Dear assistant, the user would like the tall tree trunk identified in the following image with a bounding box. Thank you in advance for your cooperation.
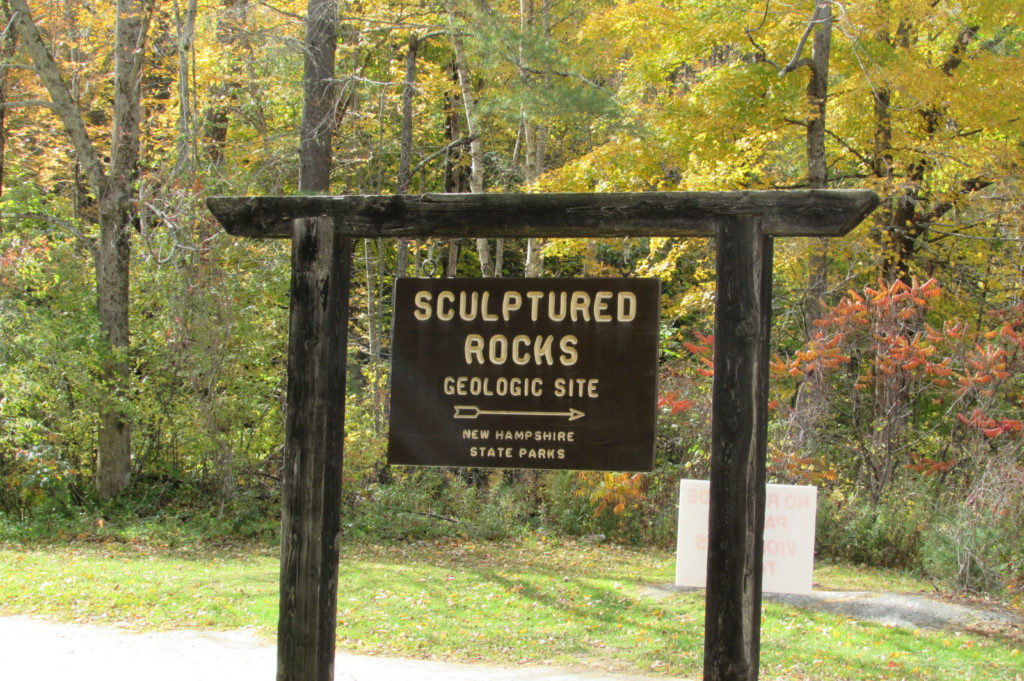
[523,114,545,277]
[205,0,272,165]
[100,0,149,499]
[447,4,498,276]
[775,0,832,455]
[802,0,831,333]
[446,238,460,277]
[395,33,416,275]
[449,33,482,195]
[94,205,133,500]
[298,0,337,193]
[521,0,547,278]
[12,0,151,499]
[276,1,345,680]
[859,19,986,500]
[172,0,198,175]
[398,32,418,196]
[872,18,984,286]
[204,0,243,162]
[441,58,465,278]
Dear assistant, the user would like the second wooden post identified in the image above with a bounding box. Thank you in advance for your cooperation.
[704,216,774,681]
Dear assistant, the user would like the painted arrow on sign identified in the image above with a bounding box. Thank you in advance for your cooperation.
[453,405,585,422]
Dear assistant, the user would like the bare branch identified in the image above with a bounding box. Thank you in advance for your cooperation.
[825,128,873,170]
[780,57,813,75]
[779,1,827,77]
[410,135,478,175]
[515,61,608,92]
[785,117,875,171]
[744,0,780,69]
[929,227,1024,244]
[253,0,304,22]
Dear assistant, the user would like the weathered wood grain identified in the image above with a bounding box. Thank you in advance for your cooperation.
[207,190,878,239]
[277,217,350,681]
[704,217,773,681]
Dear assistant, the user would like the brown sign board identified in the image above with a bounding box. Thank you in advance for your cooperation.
[387,278,660,471]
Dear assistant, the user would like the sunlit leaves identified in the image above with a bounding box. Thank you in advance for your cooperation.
[776,274,1023,513]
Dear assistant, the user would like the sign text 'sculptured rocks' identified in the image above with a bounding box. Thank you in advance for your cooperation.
[387,277,660,471]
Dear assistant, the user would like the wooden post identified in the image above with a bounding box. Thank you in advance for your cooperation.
[704,216,773,681]
[277,217,351,681]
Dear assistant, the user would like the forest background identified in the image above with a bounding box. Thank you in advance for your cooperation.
[0,0,1021,599]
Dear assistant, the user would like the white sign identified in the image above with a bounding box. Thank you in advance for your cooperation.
[675,479,818,594]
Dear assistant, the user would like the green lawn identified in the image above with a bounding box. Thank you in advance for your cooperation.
[1,535,1020,680]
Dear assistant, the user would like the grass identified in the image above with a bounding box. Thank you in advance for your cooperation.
[1,532,1021,681]
[812,561,936,593]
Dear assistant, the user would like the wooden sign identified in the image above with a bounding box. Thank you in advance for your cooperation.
[387,277,660,471]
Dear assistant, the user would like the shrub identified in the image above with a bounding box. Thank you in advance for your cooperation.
[920,461,1024,595]
[0,444,81,519]
[343,469,537,542]
[815,490,929,569]
[538,466,680,547]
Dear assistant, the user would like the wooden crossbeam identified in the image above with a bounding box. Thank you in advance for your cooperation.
[207,190,878,239]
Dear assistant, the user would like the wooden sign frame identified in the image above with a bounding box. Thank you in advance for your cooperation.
[208,189,878,681]
[387,277,661,471]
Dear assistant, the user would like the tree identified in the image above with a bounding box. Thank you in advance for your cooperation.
[11,0,152,498]
[750,0,835,451]
[445,1,502,276]
[519,0,549,277]
[768,0,833,330]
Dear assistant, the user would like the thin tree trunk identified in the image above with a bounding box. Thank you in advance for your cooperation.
[395,32,420,276]
[446,238,460,277]
[363,239,380,361]
[774,1,832,454]
[441,56,465,278]
[205,1,244,162]
[476,238,494,276]
[398,32,418,195]
[172,0,197,175]
[802,0,831,333]
[523,116,546,277]
[206,1,272,164]
[520,0,547,278]
[449,34,482,194]
[447,5,494,276]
